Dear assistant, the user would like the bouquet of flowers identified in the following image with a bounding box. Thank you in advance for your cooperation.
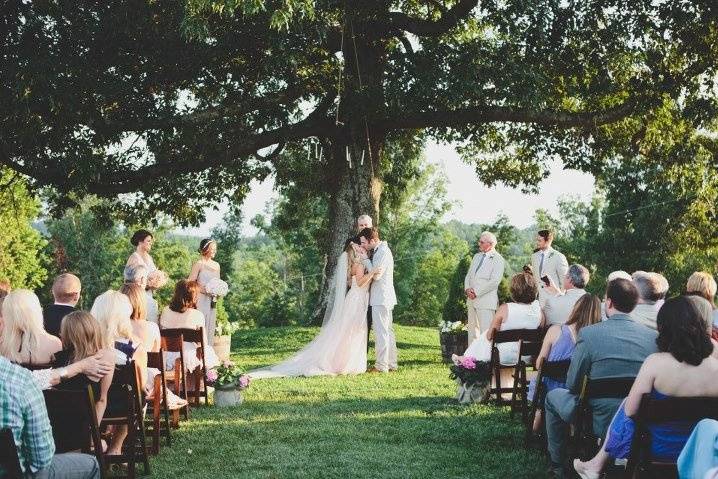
[146,269,169,290]
[206,360,251,390]
[204,278,229,309]
[449,356,492,387]
[439,320,466,334]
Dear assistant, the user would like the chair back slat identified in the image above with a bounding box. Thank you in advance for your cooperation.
[0,428,23,479]
[160,334,184,353]
[162,327,202,343]
[541,360,571,382]
[493,328,544,343]
[584,376,635,399]
[638,395,718,423]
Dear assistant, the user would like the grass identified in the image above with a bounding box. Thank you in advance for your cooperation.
[149,325,549,478]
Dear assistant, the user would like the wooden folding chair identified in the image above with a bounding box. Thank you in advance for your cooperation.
[570,376,635,460]
[145,350,181,455]
[101,362,150,478]
[162,327,209,406]
[160,332,189,423]
[43,385,105,477]
[625,394,718,479]
[0,428,23,479]
[510,328,545,420]
[489,328,542,407]
[524,359,571,444]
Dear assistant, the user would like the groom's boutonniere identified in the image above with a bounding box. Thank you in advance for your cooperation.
[548,251,555,259]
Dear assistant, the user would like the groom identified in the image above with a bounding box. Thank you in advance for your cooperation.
[358,227,398,373]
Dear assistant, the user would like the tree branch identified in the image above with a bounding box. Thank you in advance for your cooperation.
[375,101,639,131]
[366,0,478,38]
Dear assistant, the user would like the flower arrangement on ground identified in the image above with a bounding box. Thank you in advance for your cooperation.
[206,360,250,391]
[449,355,492,404]
[438,320,469,363]
[439,320,466,334]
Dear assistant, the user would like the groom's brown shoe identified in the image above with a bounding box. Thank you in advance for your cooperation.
[367,367,382,373]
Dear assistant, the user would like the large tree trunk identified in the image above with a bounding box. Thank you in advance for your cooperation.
[310,18,387,323]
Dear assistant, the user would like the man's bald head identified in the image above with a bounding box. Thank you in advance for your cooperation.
[52,273,81,305]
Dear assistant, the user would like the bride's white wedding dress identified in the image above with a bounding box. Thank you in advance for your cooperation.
[249,253,369,378]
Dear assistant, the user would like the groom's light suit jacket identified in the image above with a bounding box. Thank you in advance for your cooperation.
[364,241,397,309]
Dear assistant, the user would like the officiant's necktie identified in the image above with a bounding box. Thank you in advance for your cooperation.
[539,252,545,276]
[477,253,486,271]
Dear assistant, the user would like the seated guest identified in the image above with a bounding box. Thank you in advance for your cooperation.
[677,419,718,479]
[686,271,718,330]
[55,311,115,422]
[0,295,112,391]
[90,290,148,457]
[653,273,670,310]
[630,271,663,330]
[573,296,718,479]
[0,355,100,478]
[43,273,81,338]
[600,271,633,320]
[159,280,219,372]
[119,283,159,353]
[543,264,589,325]
[0,289,62,366]
[453,271,544,365]
[124,263,159,324]
[119,283,187,407]
[528,294,602,432]
[545,278,657,478]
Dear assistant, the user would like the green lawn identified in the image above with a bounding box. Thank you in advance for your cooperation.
[149,325,549,478]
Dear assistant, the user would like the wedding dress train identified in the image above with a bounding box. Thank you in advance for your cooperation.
[249,269,369,378]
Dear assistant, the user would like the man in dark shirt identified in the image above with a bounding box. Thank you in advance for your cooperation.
[43,273,81,338]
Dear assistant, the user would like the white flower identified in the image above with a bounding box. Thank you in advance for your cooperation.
[204,278,229,297]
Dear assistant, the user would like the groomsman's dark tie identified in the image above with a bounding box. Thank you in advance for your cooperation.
[477,253,486,271]
[539,252,545,276]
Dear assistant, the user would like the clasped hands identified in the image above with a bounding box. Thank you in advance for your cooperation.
[465,288,477,300]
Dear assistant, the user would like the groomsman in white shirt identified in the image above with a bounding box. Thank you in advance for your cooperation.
[531,229,569,307]
[464,232,506,343]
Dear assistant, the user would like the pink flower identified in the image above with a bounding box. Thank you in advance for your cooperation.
[238,375,250,388]
[206,369,218,383]
[460,356,477,370]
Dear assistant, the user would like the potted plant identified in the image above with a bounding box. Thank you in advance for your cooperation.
[438,320,469,363]
[213,320,239,363]
[206,361,250,407]
[449,356,492,404]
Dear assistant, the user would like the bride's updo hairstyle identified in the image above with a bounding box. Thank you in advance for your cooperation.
[131,229,153,247]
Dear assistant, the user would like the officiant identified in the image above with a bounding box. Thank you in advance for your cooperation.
[464,232,506,343]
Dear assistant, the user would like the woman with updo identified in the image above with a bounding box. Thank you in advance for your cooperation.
[188,238,221,340]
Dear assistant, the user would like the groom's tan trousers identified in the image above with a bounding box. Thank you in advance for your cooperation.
[372,305,398,372]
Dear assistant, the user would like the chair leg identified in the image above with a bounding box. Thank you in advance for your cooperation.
[136,413,151,475]
[127,418,137,479]
[510,362,521,417]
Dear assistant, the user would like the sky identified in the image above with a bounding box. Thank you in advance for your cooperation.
[181,141,596,237]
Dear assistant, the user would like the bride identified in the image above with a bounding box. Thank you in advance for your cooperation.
[249,236,382,378]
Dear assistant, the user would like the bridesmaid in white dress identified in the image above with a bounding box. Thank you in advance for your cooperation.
[188,239,220,340]
[454,271,545,365]
[125,229,159,323]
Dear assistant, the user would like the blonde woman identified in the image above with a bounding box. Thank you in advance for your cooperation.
[188,238,220,339]
[0,289,62,365]
[91,290,148,456]
[686,272,718,329]
[55,311,115,422]
[119,283,160,353]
